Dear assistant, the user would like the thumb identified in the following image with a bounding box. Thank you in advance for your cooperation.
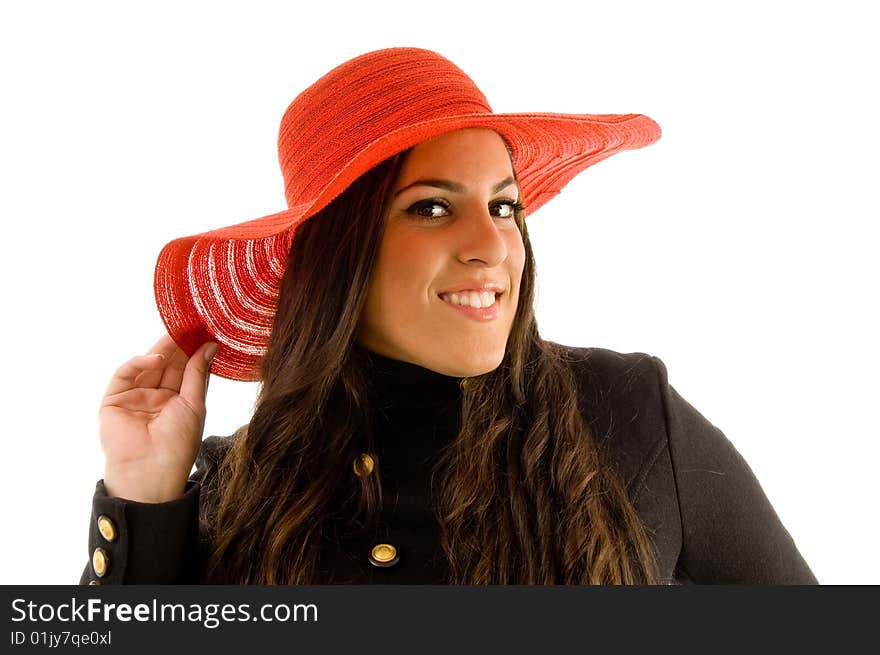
[179,342,219,410]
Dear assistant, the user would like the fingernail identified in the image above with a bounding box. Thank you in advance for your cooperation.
[205,343,219,363]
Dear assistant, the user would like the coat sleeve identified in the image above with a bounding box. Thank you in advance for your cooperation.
[78,434,232,585]
[652,356,818,584]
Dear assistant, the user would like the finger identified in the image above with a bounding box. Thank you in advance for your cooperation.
[144,332,179,358]
[103,353,170,397]
[134,333,186,390]
[100,385,176,414]
[178,342,219,412]
[155,340,190,392]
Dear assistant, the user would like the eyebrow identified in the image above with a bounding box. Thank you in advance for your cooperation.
[393,176,518,198]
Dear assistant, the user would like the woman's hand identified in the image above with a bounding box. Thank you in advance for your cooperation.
[99,333,219,503]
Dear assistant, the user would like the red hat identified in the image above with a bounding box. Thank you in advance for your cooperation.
[154,47,661,381]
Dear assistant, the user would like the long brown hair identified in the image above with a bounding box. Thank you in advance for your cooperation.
[202,144,659,584]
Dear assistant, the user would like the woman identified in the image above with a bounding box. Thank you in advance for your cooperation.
[80,48,817,585]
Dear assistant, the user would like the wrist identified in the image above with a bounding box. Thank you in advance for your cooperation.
[103,466,187,504]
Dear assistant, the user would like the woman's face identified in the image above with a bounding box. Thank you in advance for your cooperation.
[358,128,526,377]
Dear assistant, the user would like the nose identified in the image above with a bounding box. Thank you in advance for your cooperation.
[455,203,509,267]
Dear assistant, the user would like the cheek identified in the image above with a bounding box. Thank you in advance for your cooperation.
[369,232,438,314]
[506,233,527,291]
[388,230,428,276]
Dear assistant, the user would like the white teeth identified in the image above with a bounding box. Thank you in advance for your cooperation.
[440,290,499,308]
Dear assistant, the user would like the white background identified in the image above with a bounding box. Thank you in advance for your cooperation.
[1,1,876,584]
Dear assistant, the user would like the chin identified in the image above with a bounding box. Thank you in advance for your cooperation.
[433,346,506,378]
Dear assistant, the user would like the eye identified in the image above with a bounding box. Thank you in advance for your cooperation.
[490,199,524,219]
[406,199,451,220]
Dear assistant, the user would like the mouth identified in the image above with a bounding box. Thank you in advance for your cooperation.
[437,290,501,309]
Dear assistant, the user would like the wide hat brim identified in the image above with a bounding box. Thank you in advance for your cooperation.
[155,110,660,381]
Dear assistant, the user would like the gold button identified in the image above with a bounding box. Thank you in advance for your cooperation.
[88,580,102,586]
[92,548,109,578]
[97,515,117,542]
[353,453,374,477]
[369,543,399,568]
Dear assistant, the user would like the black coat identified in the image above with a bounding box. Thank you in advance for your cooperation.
[79,345,818,585]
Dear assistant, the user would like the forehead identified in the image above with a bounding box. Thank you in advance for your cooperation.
[396,128,515,183]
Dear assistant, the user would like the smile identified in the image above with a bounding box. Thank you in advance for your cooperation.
[437,291,501,321]
[438,290,498,308]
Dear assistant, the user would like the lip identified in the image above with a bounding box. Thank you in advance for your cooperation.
[436,280,505,295]
[437,291,501,322]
